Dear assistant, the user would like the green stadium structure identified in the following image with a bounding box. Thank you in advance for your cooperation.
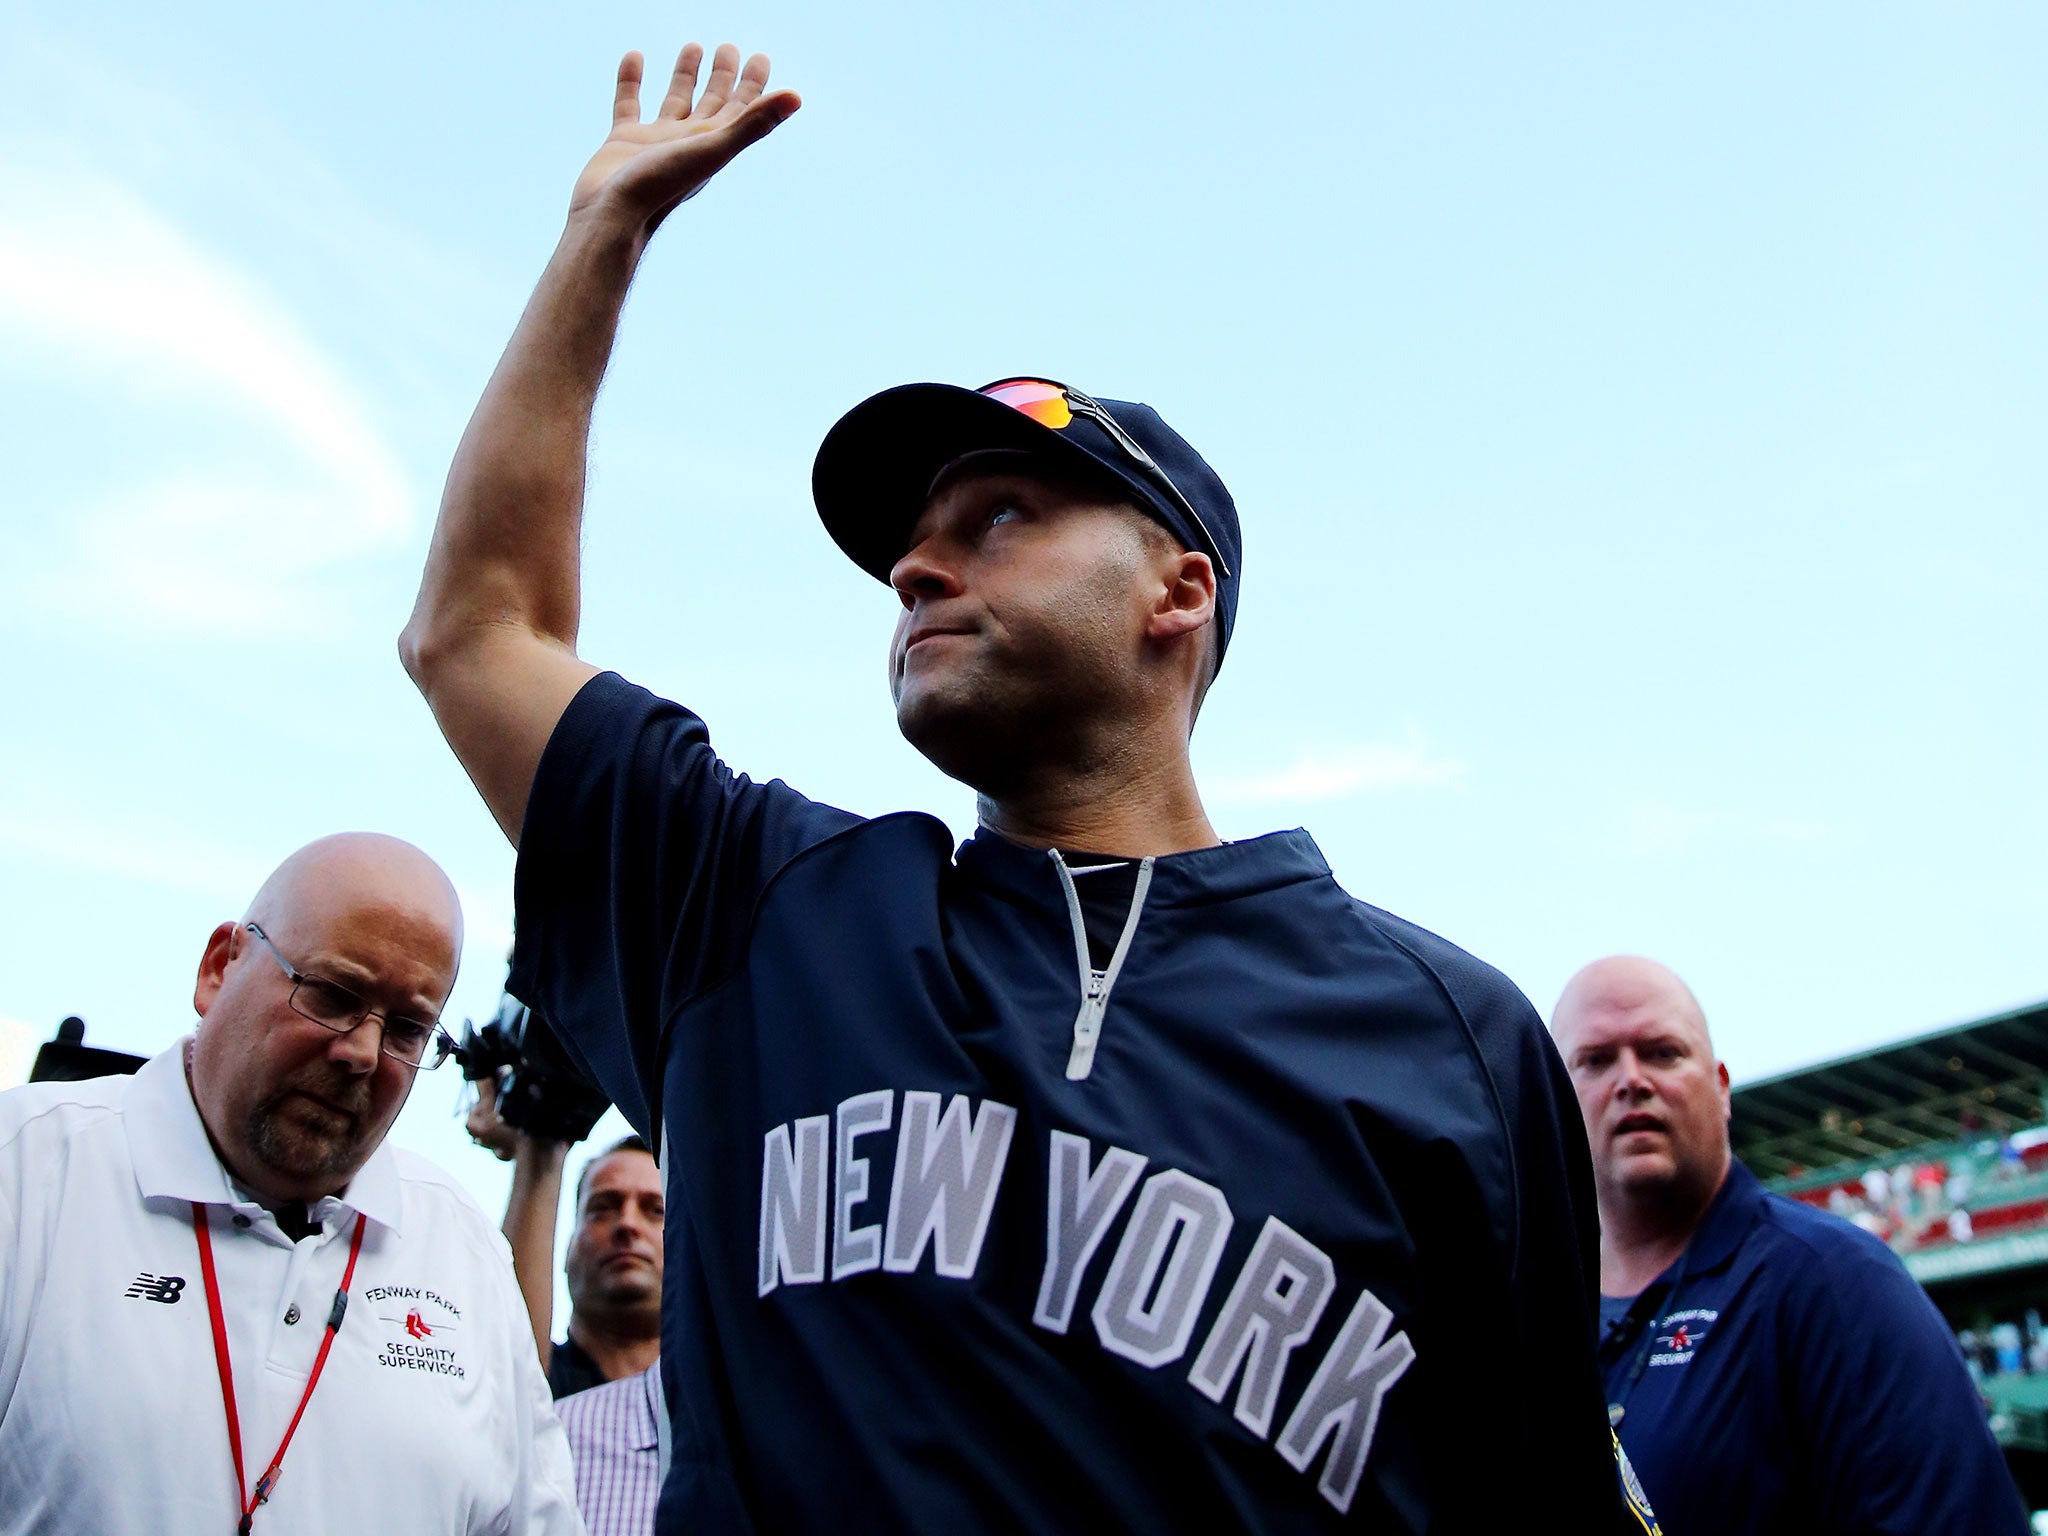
[1732,998,2048,1500]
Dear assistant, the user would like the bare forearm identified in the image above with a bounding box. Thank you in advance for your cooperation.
[503,1135,570,1365]
[407,213,647,658]
[398,211,646,842]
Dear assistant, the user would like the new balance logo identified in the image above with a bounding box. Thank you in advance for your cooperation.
[124,1272,187,1304]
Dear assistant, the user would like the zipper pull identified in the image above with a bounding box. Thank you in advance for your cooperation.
[1067,974,1109,1080]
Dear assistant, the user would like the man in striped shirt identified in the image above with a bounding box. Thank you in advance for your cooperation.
[557,1363,662,1536]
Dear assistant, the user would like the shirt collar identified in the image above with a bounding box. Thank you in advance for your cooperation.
[124,1040,405,1233]
[1679,1157,1767,1277]
[633,1365,662,1452]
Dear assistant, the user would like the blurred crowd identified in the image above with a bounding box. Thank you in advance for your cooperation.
[1959,1312,2048,1385]
[1798,1129,2048,1253]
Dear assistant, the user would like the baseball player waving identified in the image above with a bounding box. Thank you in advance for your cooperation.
[404,40,1629,1532]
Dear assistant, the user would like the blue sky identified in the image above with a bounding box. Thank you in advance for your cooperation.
[2,0,2042,1245]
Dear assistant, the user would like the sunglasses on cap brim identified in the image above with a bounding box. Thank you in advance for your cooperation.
[977,377,1232,580]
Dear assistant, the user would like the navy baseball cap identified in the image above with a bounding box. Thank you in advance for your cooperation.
[812,378,1243,664]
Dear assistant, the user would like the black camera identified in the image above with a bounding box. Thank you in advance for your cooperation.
[30,1018,146,1084]
[455,994,611,1145]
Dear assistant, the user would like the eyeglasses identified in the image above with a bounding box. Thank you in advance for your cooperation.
[977,377,1232,579]
[244,923,456,1070]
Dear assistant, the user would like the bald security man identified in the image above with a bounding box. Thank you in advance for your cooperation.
[0,835,582,1536]
[1552,955,2026,1536]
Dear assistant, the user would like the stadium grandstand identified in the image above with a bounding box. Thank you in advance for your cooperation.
[1733,997,2048,1509]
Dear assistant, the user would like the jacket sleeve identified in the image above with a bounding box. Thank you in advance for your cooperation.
[508,671,862,1137]
[1372,924,1634,1530]
[1492,990,1637,1530]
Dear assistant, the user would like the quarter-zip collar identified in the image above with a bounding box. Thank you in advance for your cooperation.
[953,824,1331,911]
[1050,848,1155,1080]
[954,827,1333,1082]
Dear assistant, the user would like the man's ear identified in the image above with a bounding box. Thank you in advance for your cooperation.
[193,920,239,1018]
[1146,550,1216,644]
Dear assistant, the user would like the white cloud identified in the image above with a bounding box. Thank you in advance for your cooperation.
[0,165,413,633]
[1620,801,1830,858]
[1213,730,1465,806]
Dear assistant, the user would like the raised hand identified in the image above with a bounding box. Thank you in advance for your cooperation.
[405,41,799,842]
[569,42,801,232]
[464,1073,519,1160]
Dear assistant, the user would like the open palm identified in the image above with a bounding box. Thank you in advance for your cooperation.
[570,42,800,228]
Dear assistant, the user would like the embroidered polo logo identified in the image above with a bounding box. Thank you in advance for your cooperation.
[125,1272,187,1304]
[1649,1307,1718,1366]
[368,1285,466,1377]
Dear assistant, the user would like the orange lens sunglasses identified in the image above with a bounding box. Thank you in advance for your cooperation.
[977,378,1232,579]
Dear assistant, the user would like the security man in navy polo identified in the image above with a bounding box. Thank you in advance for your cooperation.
[1553,955,2027,1535]
[403,38,1632,1532]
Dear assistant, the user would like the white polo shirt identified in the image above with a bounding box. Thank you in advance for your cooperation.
[0,1044,585,1535]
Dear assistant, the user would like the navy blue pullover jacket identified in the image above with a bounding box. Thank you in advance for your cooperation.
[510,673,1622,1532]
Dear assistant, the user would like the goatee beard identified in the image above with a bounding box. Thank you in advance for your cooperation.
[245,1071,372,1186]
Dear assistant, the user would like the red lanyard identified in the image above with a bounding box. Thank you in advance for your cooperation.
[191,1201,367,1535]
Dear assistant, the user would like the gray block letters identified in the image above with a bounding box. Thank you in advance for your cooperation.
[757,1114,830,1295]
[1033,1131,1147,1334]
[831,1090,894,1280]
[1091,1169,1233,1368]
[1188,1216,1337,1437]
[883,1091,1018,1278]
[1276,1284,1416,1514]
[757,1102,1422,1519]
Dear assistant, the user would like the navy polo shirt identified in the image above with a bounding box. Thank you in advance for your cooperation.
[510,673,1624,1532]
[1600,1160,2026,1536]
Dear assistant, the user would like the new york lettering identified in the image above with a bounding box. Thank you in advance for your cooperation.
[757,1090,1415,1514]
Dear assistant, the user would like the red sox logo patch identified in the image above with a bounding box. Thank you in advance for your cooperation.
[1648,1307,1718,1367]
[364,1284,466,1378]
